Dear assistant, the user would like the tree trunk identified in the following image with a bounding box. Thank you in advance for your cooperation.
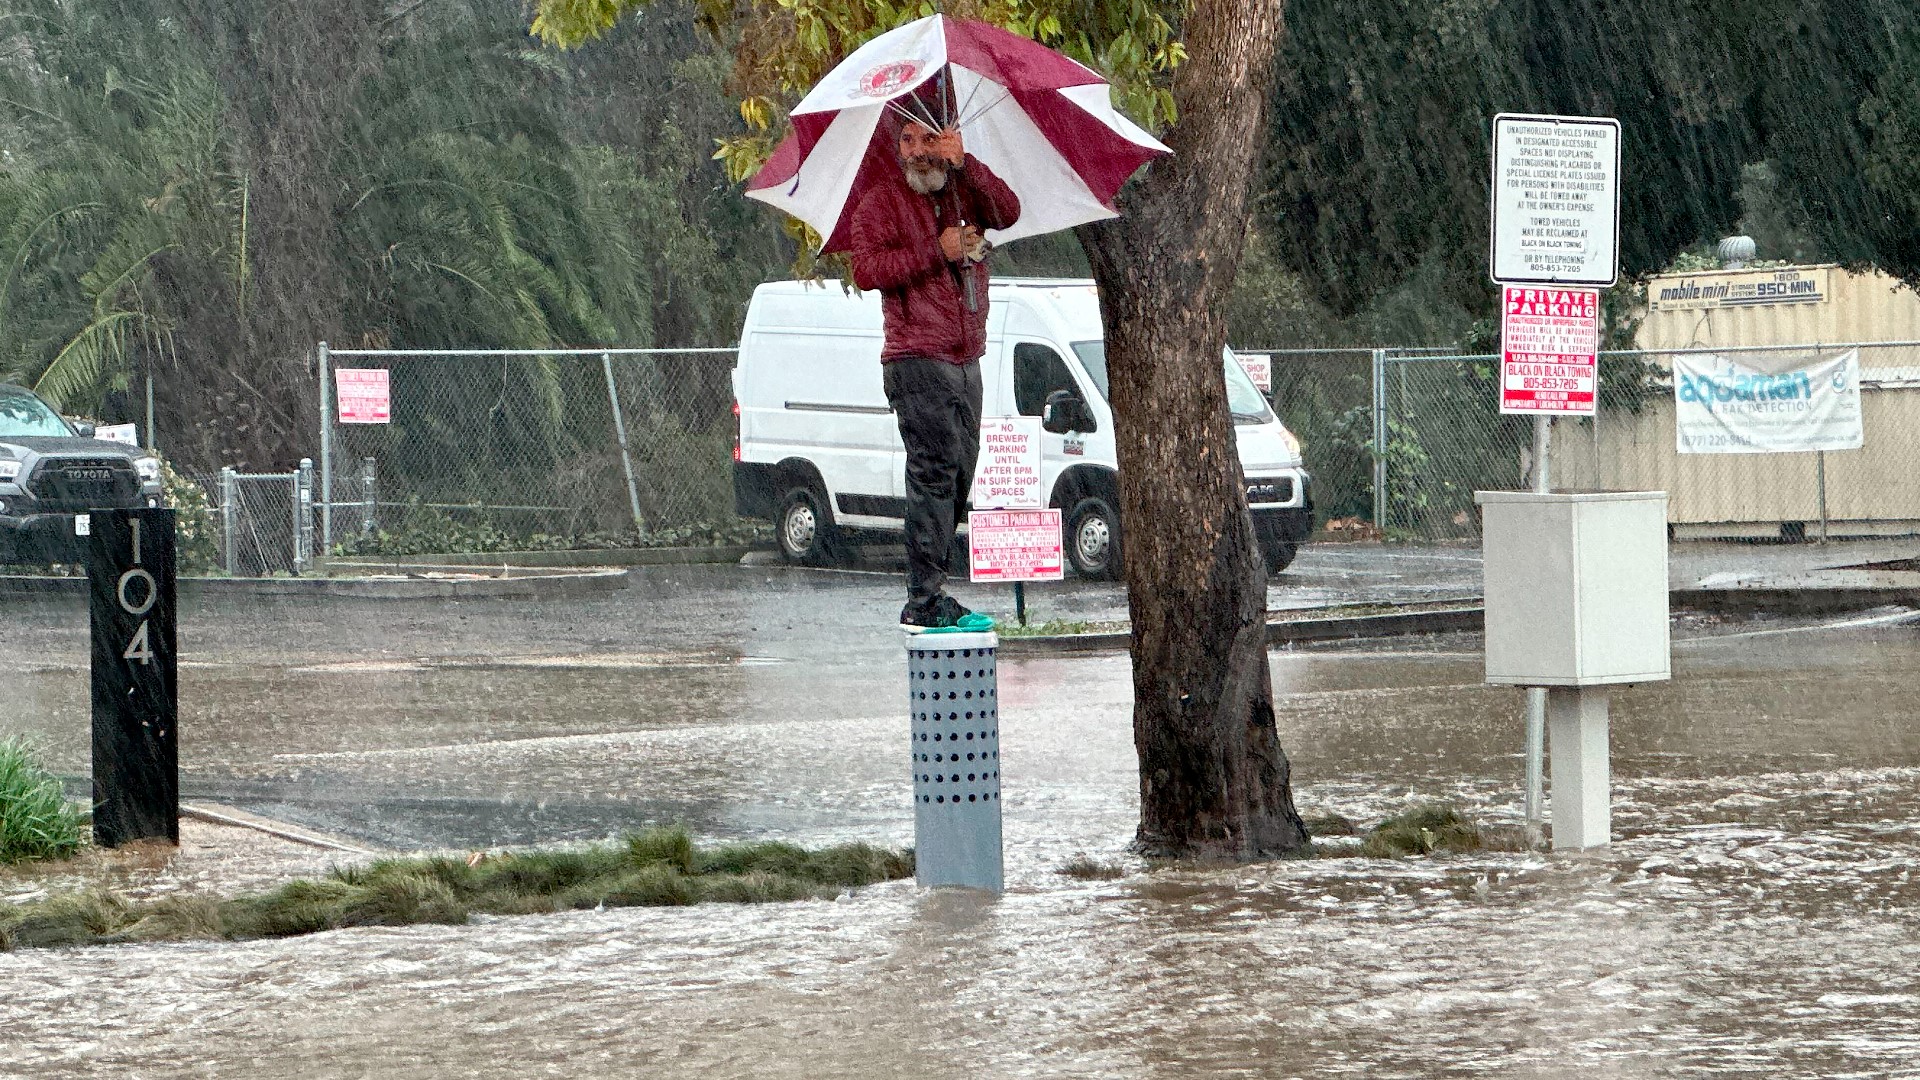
[1078,0,1307,859]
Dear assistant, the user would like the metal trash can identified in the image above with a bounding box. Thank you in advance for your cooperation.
[906,631,1002,893]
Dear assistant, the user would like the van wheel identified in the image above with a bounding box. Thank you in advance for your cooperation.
[1065,495,1121,580]
[1261,539,1298,575]
[777,485,841,566]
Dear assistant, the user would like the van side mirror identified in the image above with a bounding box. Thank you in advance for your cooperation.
[73,422,96,438]
[1042,389,1097,435]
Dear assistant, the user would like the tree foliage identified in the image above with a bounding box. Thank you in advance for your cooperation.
[0,0,783,470]
[535,0,1184,180]
[1262,0,1920,325]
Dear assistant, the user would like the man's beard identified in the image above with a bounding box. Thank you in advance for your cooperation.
[904,161,947,194]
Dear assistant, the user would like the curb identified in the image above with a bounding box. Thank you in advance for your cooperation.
[181,802,385,856]
[0,567,630,601]
[327,543,768,570]
[998,604,1487,656]
[1670,586,1920,614]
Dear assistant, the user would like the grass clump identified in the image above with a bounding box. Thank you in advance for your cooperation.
[0,737,87,865]
[995,619,1117,638]
[1359,805,1485,858]
[0,827,914,952]
[1056,854,1127,881]
[1302,812,1358,837]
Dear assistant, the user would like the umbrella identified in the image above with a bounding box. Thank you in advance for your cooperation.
[745,14,1170,254]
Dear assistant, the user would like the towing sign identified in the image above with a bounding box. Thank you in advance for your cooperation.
[968,509,1064,583]
[1500,285,1600,416]
[1490,113,1620,287]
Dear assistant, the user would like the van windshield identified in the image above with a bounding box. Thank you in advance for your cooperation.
[1069,341,1274,423]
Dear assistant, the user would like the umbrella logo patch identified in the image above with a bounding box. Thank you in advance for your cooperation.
[858,61,922,98]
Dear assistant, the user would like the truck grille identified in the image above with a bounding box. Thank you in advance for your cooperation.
[1246,478,1296,505]
[27,456,140,511]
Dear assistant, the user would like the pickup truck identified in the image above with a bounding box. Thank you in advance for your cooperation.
[0,383,165,564]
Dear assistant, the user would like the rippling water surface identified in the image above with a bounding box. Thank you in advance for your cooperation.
[3,571,1919,1077]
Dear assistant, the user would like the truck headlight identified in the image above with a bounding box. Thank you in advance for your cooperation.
[0,460,19,482]
[1279,428,1301,458]
[135,456,160,482]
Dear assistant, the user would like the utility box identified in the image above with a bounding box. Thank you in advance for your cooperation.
[1477,491,1671,687]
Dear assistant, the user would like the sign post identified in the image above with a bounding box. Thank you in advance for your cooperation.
[1489,112,1620,840]
[87,508,178,847]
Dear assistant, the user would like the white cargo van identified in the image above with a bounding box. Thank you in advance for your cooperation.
[731,278,1313,578]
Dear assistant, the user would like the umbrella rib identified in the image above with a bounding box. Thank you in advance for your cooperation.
[957,86,1013,129]
[887,97,942,131]
[952,68,988,129]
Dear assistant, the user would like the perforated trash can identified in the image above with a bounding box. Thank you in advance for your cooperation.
[906,630,1002,892]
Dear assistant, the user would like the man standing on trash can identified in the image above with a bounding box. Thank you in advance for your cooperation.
[850,106,1021,632]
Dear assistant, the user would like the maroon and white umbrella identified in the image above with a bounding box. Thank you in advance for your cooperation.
[746,14,1170,253]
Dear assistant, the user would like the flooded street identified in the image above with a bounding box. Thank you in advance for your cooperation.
[4,560,1920,1076]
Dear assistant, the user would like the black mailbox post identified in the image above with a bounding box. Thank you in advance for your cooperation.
[86,508,178,847]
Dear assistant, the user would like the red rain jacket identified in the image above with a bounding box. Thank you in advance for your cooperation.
[849,156,1021,365]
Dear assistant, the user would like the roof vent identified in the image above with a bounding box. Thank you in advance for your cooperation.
[1717,235,1757,270]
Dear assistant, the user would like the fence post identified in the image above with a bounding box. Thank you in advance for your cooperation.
[359,457,379,538]
[318,341,333,553]
[1371,348,1388,528]
[1817,450,1829,544]
[219,466,238,576]
[295,458,315,575]
[602,352,646,536]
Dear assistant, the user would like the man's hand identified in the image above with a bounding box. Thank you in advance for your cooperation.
[935,127,964,167]
[939,225,981,262]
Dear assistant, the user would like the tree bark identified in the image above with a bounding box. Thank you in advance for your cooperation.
[1078,0,1307,859]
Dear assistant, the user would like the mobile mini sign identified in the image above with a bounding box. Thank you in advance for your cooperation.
[1500,285,1600,416]
[335,367,391,425]
[1490,113,1621,287]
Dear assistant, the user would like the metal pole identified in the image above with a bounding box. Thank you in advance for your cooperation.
[144,359,156,453]
[360,457,378,538]
[1817,450,1829,544]
[318,342,333,553]
[219,467,238,576]
[1524,413,1552,839]
[294,458,314,575]
[1532,415,1552,494]
[602,352,646,536]
[1371,348,1388,529]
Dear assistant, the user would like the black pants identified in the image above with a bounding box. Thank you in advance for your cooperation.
[883,357,983,606]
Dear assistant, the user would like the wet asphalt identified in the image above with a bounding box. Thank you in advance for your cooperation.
[4,539,1916,850]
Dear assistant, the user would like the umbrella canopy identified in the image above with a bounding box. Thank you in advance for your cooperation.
[746,15,1170,253]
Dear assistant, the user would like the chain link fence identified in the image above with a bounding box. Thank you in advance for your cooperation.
[306,339,1920,565]
[316,346,749,556]
[186,465,314,576]
[1268,342,1920,543]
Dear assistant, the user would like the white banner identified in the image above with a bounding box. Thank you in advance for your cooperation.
[1674,349,1863,454]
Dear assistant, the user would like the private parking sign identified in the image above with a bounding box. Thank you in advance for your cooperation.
[1501,285,1600,416]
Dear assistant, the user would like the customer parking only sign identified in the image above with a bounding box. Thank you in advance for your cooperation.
[1500,285,1600,416]
[968,509,1064,583]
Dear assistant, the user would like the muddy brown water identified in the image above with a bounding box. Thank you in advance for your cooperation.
[3,568,1919,1076]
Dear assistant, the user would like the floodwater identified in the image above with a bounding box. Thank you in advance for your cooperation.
[4,562,1920,1076]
